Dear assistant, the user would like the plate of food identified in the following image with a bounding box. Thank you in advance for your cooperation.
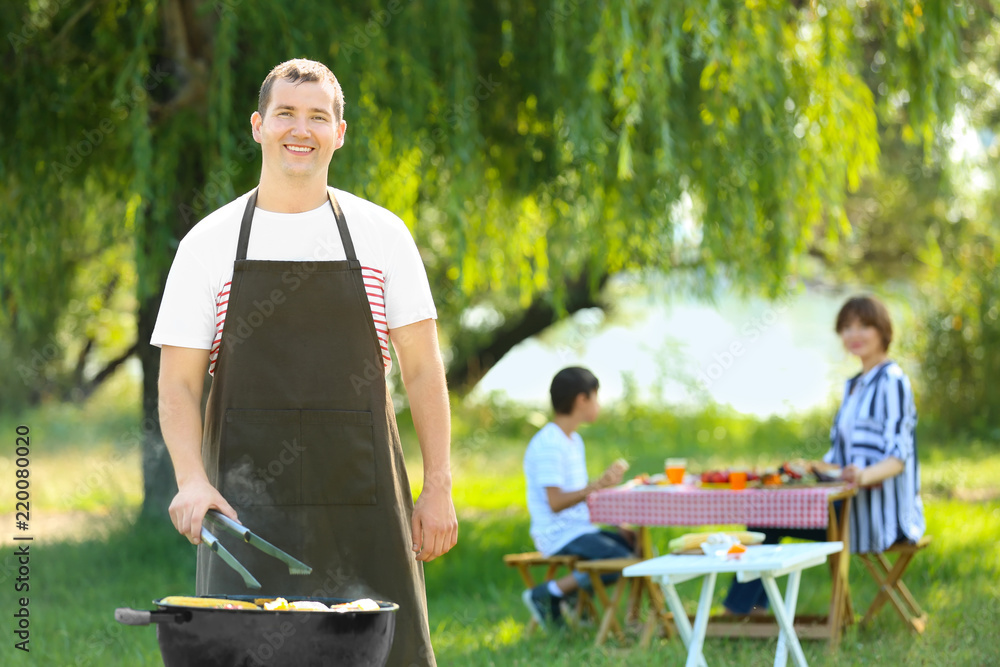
[668,531,766,554]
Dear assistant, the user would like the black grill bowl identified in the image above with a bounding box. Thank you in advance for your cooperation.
[117,595,397,667]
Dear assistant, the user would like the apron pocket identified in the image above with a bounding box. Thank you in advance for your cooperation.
[300,410,376,505]
[220,409,302,507]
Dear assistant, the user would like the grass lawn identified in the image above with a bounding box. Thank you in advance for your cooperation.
[1,382,998,666]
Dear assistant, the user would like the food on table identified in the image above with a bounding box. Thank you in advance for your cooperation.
[696,460,844,488]
[761,472,783,485]
[700,470,730,484]
[695,532,759,557]
[159,596,260,610]
[781,458,845,481]
[668,530,765,553]
[780,459,812,479]
[699,469,761,485]
[810,460,843,481]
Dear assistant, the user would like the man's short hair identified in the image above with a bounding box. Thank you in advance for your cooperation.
[550,367,600,415]
[258,59,345,122]
[835,295,893,351]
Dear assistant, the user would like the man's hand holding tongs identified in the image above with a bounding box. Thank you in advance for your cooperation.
[169,477,239,546]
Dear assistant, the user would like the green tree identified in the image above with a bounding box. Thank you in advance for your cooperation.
[800,2,1000,433]
[1,0,973,514]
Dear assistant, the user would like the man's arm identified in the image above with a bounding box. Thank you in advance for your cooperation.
[389,319,457,562]
[159,345,238,544]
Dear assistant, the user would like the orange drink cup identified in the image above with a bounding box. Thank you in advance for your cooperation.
[729,471,747,490]
[665,458,687,484]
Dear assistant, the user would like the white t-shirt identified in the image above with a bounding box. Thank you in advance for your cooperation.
[523,422,599,556]
[150,189,437,375]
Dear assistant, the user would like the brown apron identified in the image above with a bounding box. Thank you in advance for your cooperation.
[196,188,436,666]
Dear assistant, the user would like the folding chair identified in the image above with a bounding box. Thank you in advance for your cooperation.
[574,557,673,647]
[858,535,932,634]
[502,552,596,634]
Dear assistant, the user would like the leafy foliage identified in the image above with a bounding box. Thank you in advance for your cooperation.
[0,0,977,408]
[915,224,1000,433]
[805,2,1000,433]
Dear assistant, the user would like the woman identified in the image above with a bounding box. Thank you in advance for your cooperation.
[825,295,925,553]
[724,294,925,614]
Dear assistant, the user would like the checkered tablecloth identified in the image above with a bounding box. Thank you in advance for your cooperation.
[587,485,846,529]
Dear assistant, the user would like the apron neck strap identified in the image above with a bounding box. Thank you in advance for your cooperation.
[327,188,358,263]
[234,188,359,263]
[236,190,258,261]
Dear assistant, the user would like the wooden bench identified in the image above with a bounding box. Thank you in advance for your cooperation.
[575,557,673,647]
[858,535,932,634]
[503,552,595,633]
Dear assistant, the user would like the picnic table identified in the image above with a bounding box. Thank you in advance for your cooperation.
[624,542,845,667]
[587,482,857,643]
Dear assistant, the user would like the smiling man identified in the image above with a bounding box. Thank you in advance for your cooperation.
[151,59,455,666]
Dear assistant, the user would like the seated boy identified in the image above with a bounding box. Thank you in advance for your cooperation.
[521,366,634,629]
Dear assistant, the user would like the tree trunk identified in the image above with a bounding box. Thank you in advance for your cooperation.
[138,0,215,522]
[138,290,176,520]
[445,271,609,391]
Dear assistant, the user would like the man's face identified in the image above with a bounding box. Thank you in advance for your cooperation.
[251,78,346,180]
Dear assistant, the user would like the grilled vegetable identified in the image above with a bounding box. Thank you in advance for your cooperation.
[159,596,260,610]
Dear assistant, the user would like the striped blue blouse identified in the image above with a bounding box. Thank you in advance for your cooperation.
[825,361,926,554]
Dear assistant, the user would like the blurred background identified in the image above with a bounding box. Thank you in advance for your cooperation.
[1,2,999,665]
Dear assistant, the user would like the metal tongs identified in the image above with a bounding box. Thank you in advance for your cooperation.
[200,510,313,590]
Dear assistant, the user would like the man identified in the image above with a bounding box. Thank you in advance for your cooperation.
[152,59,456,666]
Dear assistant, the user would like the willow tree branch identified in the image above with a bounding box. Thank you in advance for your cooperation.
[51,0,96,48]
[444,270,611,392]
[77,341,140,401]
